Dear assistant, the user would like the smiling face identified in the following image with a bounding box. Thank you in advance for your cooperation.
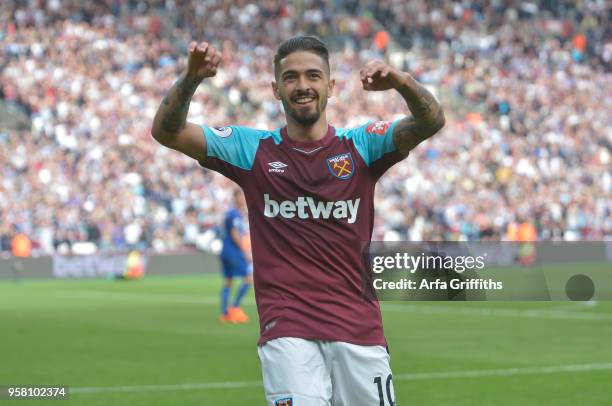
[272,50,335,127]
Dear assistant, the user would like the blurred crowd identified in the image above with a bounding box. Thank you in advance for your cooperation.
[0,0,610,255]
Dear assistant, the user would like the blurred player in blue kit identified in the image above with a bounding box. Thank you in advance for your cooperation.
[218,189,252,324]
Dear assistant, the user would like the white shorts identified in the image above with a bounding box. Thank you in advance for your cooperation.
[258,337,396,405]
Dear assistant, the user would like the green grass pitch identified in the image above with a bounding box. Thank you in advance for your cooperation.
[1,274,611,405]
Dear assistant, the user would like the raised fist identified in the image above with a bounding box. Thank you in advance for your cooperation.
[187,41,222,80]
[360,60,407,91]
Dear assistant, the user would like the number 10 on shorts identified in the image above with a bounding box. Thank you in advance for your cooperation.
[374,374,395,406]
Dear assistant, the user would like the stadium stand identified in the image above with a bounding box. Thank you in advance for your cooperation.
[0,0,610,254]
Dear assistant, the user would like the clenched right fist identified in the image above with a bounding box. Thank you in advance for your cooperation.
[187,41,222,81]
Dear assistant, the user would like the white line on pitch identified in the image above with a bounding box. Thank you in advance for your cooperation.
[54,291,255,305]
[380,303,612,321]
[70,362,612,395]
[70,380,262,394]
[53,291,610,321]
[393,362,612,380]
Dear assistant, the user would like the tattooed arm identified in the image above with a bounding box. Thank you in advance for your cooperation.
[360,61,445,154]
[151,42,222,162]
[392,75,445,154]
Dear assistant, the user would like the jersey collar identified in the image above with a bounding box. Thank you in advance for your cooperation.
[280,124,335,151]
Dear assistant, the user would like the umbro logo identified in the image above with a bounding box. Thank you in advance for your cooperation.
[268,161,288,173]
[269,161,287,169]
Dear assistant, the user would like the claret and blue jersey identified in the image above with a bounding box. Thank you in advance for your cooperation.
[200,121,407,346]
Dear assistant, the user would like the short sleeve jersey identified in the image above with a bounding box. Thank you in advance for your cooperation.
[200,121,406,346]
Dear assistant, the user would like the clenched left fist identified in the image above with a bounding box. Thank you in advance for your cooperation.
[360,60,408,91]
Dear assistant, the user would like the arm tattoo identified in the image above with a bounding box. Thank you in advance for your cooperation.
[391,77,445,154]
[396,80,444,132]
[160,74,201,133]
[393,118,418,146]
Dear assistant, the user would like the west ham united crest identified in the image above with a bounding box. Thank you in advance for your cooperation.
[327,152,354,180]
[274,398,293,406]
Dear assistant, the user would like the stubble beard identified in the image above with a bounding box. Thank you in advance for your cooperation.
[282,96,327,127]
